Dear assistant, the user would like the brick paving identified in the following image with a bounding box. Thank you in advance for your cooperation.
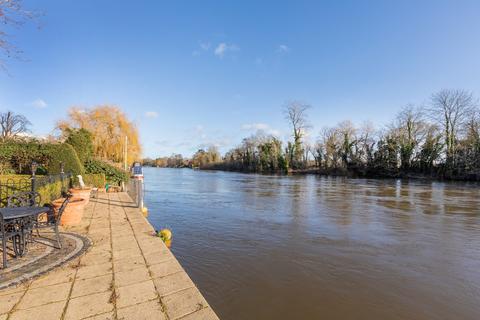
[0,192,219,320]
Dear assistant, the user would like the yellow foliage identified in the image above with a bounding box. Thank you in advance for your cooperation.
[58,105,141,164]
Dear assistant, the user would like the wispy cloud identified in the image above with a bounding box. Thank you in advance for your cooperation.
[214,42,239,58]
[200,42,210,51]
[31,98,47,109]
[145,111,158,118]
[194,124,207,139]
[242,123,280,136]
[276,44,290,54]
[193,41,211,56]
[242,123,270,131]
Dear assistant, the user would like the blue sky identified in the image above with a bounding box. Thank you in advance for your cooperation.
[1,0,480,157]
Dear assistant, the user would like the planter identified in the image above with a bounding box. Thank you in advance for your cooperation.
[69,188,91,205]
[52,196,86,226]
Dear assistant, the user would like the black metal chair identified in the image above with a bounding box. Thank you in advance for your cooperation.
[7,191,42,208]
[0,214,22,268]
[1,192,42,268]
[35,194,71,249]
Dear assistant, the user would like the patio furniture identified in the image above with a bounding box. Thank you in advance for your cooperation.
[7,191,42,208]
[35,195,71,249]
[0,206,50,268]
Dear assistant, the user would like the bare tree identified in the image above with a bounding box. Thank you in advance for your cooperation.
[336,120,357,167]
[393,104,427,170]
[283,101,311,167]
[357,121,376,165]
[426,89,477,165]
[320,126,341,169]
[0,0,39,70]
[0,110,31,140]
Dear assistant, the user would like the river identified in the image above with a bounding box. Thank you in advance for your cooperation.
[143,167,480,320]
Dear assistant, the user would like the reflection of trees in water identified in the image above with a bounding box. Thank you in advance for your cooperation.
[315,178,355,226]
[193,172,219,194]
[289,179,304,220]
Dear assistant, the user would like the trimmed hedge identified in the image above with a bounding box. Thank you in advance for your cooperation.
[0,141,84,176]
[84,159,128,185]
[47,143,84,175]
[37,180,65,205]
[0,174,72,206]
[65,128,94,163]
[81,173,106,188]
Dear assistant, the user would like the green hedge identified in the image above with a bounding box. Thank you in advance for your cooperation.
[47,143,84,175]
[37,180,65,205]
[0,141,84,176]
[84,159,127,185]
[81,173,106,188]
[65,128,94,163]
[0,174,72,207]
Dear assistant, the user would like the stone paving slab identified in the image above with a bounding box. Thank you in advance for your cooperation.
[0,192,219,320]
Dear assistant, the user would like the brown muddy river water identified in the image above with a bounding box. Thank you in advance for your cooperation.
[144,167,480,320]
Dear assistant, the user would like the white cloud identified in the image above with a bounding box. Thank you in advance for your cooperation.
[145,111,158,118]
[194,125,207,139]
[214,42,239,58]
[242,123,281,137]
[193,42,211,56]
[277,44,290,53]
[242,123,269,131]
[200,42,210,51]
[31,98,47,109]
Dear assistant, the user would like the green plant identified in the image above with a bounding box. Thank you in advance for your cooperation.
[64,128,94,163]
[83,173,106,188]
[0,174,72,206]
[45,143,84,175]
[0,141,84,175]
[36,180,64,205]
[84,159,128,185]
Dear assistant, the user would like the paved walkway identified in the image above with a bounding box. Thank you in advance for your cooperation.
[0,192,219,320]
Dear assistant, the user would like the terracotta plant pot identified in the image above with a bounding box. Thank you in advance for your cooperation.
[69,188,91,205]
[52,196,86,226]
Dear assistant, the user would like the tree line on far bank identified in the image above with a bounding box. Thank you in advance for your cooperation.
[146,89,480,181]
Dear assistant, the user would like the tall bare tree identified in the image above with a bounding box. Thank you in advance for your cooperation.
[393,104,426,170]
[0,110,31,140]
[283,101,311,167]
[427,89,477,166]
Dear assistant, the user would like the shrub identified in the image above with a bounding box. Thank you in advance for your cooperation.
[0,174,72,206]
[36,180,65,205]
[84,159,128,185]
[45,143,84,176]
[64,128,94,163]
[0,141,84,176]
[82,173,106,188]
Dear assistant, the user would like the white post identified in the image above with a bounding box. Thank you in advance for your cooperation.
[124,135,128,171]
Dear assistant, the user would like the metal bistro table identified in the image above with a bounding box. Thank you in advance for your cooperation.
[0,206,50,268]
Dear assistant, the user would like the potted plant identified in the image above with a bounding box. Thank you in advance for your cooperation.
[68,187,91,205]
[52,196,86,226]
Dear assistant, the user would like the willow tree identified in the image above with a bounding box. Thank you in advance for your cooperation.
[58,105,141,164]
